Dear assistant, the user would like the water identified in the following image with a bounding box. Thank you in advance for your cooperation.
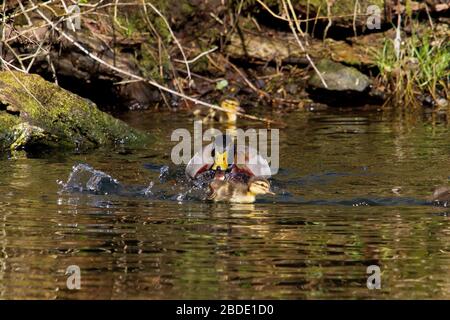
[1,109,450,299]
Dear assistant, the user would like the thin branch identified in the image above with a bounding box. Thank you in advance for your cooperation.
[29,2,279,125]
[255,0,370,23]
[286,0,307,42]
[4,42,26,71]
[0,56,28,73]
[281,0,328,88]
[174,46,218,64]
[323,0,333,41]
[224,57,270,98]
[141,1,187,107]
[145,1,191,81]
[255,0,287,21]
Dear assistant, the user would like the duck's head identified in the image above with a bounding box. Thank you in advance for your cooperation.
[220,98,243,122]
[211,134,235,171]
[248,178,275,196]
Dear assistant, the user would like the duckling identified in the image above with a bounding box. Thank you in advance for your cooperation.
[207,175,274,203]
[193,98,243,124]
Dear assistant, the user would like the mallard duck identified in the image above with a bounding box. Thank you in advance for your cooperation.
[185,134,272,179]
[193,98,243,123]
[207,174,275,203]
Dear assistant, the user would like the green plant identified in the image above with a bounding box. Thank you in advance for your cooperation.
[376,24,450,107]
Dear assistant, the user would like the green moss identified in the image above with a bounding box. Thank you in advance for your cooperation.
[0,113,20,150]
[180,1,195,16]
[153,16,172,42]
[0,71,150,152]
[190,57,210,74]
[0,112,20,130]
[9,123,60,151]
[112,2,177,80]
[114,2,170,40]
[139,43,169,81]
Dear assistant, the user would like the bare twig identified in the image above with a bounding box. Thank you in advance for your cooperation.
[255,0,370,23]
[113,0,130,33]
[4,41,26,71]
[0,56,28,73]
[28,1,279,125]
[281,0,328,88]
[323,0,333,41]
[140,1,187,108]
[174,46,218,64]
[352,0,359,38]
[286,0,307,42]
[224,57,270,99]
[145,1,191,81]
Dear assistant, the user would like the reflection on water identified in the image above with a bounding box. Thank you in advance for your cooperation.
[1,110,450,299]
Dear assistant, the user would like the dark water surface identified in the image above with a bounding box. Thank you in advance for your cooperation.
[1,110,450,299]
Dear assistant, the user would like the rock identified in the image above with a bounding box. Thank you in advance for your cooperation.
[436,98,449,108]
[0,71,149,152]
[307,59,371,92]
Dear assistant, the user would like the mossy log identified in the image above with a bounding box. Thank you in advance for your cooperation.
[0,71,149,153]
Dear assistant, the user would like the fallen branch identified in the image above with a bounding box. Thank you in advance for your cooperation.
[26,0,281,126]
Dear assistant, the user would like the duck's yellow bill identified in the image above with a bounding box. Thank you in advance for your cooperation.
[212,151,228,171]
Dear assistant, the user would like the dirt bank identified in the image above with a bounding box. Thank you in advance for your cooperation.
[1,0,449,115]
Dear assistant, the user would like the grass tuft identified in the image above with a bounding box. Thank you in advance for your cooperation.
[376,23,449,108]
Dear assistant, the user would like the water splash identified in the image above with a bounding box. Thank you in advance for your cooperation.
[58,163,122,195]
[58,164,435,207]
[59,163,212,202]
[143,181,154,196]
[159,165,170,182]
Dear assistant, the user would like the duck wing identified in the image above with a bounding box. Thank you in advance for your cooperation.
[234,145,272,178]
[185,142,214,179]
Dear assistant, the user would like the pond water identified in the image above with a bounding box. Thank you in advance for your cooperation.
[1,109,449,299]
